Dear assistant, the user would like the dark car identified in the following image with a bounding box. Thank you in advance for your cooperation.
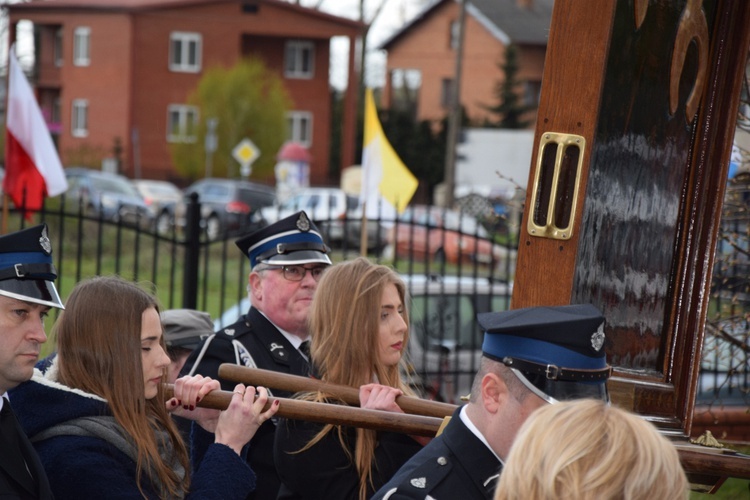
[131,179,184,234]
[176,178,276,240]
[64,167,154,228]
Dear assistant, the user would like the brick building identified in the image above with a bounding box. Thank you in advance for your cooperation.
[7,0,363,184]
[379,0,553,127]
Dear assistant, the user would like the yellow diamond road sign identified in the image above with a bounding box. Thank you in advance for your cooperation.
[232,138,260,165]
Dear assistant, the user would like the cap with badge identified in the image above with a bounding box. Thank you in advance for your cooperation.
[477,303,611,403]
[161,309,214,351]
[0,224,63,309]
[236,211,332,269]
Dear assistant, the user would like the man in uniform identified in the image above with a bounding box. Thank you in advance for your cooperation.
[374,303,611,500]
[181,210,331,499]
[0,224,64,500]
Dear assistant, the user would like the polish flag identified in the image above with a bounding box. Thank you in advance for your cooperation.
[3,48,67,216]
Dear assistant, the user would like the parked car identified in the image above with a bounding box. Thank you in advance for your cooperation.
[64,167,154,228]
[259,188,359,245]
[175,178,276,240]
[386,205,507,268]
[131,179,183,234]
[214,273,512,404]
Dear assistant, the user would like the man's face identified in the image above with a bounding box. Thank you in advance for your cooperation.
[250,264,328,337]
[0,295,50,394]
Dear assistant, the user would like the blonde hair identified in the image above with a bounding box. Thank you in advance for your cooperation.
[494,399,688,500]
[55,276,190,499]
[303,257,415,500]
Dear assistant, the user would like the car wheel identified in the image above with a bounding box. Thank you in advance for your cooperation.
[205,215,221,241]
[156,211,173,235]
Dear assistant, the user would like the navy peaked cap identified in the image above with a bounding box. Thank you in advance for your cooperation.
[236,211,332,269]
[477,304,610,402]
[0,224,64,309]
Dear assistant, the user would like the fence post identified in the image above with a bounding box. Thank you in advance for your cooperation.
[182,192,201,309]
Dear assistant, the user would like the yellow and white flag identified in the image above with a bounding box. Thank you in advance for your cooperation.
[360,88,418,218]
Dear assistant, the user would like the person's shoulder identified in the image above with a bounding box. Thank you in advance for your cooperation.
[373,451,457,500]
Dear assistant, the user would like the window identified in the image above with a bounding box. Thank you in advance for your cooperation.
[449,19,461,50]
[71,99,88,137]
[169,32,202,73]
[524,81,543,107]
[284,40,314,78]
[441,78,454,108]
[73,27,90,66]
[167,105,199,143]
[286,111,312,146]
[54,28,63,67]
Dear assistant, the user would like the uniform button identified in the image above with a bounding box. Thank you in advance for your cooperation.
[437,457,447,466]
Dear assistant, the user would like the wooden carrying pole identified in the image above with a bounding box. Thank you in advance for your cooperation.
[163,384,442,437]
[165,384,750,480]
[218,364,457,419]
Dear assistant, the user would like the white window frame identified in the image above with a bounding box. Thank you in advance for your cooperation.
[71,99,88,137]
[284,40,314,79]
[169,32,202,73]
[73,27,90,66]
[54,28,63,67]
[286,111,313,147]
[167,104,199,143]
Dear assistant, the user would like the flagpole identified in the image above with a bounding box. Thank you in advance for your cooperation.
[1,194,8,234]
[359,201,368,257]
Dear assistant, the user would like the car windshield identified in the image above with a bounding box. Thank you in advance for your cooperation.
[91,177,140,196]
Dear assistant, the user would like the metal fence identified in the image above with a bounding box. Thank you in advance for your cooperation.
[4,188,747,407]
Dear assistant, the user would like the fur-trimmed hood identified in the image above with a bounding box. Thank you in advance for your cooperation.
[8,355,110,441]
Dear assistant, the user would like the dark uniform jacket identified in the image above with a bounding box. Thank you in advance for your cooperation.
[181,307,311,500]
[0,399,54,500]
[372,408,501,500]
[274,408,423,499]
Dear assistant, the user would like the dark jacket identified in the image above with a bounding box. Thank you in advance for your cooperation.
[181,307,311,500]
[0,399,54,500]
[371,408,501,500]
[9,359,255,500]
[274,410,423,499]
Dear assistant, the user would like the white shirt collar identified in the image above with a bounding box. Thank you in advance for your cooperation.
[459,404,503,464]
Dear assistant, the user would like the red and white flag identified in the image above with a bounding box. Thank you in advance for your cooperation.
[4,47,67,216]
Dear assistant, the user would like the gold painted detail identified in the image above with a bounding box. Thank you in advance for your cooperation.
[690,430,726,449]
[670,0,708,123]
[527,132,586,241]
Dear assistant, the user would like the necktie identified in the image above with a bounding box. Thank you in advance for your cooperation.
[299,340,311,359]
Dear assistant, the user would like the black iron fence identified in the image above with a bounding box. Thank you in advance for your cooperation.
[3,188,747,407]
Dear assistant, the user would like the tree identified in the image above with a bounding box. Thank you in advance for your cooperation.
[170,58,291,180]
[482,44,534,129]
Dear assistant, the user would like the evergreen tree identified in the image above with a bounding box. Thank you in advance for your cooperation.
[483,44,534,129]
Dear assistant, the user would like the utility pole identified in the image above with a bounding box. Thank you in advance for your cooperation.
[442,0,466,208]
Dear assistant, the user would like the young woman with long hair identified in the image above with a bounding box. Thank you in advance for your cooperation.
[10,275,279,499]
[274,257,425,500]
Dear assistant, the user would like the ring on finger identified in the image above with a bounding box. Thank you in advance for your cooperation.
[234,390,244,395]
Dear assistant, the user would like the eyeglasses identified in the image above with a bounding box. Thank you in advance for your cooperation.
[271,265,327,282]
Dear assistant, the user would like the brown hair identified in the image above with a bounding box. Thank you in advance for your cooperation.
[55,276,190,499]
[494,399,689,500]
[304,257,415,500]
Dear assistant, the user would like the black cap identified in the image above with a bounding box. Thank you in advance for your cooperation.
[477,304,610,403]
[0,224,63,309]
[236,211,332,269]
[161,309,213,351]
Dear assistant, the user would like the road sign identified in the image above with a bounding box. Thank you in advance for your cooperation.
[233,138,260,165]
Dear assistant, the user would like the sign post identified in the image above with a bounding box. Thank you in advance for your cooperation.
[232,138,260,179]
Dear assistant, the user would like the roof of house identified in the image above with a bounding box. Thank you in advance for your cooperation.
[8,0,365,30]
[379,0,554,49]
